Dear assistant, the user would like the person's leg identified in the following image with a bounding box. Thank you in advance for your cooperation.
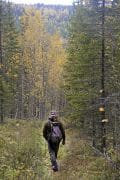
[55,142,60,158]
[48,142,58,171]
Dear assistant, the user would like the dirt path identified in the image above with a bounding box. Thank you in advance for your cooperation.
[44,128,118,180]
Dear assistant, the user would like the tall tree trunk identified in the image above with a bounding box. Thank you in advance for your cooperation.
[100,0,106,153]
[0,1,4,123]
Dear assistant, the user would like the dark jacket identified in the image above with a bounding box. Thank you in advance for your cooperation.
[43,120,65,143]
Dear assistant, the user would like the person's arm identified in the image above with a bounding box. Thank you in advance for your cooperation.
[43,122,49,141]
[59,122,65,145]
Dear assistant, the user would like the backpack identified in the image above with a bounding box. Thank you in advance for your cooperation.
[50,122,62,143]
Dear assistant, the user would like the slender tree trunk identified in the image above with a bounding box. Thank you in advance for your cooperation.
[0,1,4,123]
[16,51,24,119]
[40,46,46,120]
[101,0,106,153]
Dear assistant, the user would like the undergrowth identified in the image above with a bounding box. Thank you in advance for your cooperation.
[0,120,119,180]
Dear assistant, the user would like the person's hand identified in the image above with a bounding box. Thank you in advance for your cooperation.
[62,140,65,145]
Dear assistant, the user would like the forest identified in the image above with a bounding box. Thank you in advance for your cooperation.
[0,0,120,179]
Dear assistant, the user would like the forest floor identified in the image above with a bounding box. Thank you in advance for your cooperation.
[45,127,119,180]
[0,120,119,180]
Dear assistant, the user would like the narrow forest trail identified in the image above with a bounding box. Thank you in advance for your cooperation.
[0,120,119,179]
[44,127,118,180]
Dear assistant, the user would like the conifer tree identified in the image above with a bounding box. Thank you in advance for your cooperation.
[64,3,101,128]
[3,2,20,118]
[64,0,120,152]
[0,0,4,122]
[0,1,20,120]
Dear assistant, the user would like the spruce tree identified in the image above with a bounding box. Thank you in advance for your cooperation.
[64,0,120,152]
[0,1,20,120]
[0,0,4,122]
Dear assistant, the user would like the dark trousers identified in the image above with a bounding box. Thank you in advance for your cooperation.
[48,141,60,168]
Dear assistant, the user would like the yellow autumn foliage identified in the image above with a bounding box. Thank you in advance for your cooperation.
[19,7,66,101]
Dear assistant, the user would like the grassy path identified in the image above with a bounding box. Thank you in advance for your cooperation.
[0,120,119,179]
[45,128,119,180]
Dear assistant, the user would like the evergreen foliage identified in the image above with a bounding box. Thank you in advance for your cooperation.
[64,0,120,156]
[0,0,120,174]
[64,3,101,127]
[0,1,20,122]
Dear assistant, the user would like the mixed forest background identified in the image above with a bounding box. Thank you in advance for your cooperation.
[0,1,71,121]
[0,0,120,179]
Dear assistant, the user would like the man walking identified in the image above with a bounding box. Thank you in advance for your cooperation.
[43,111,65,172]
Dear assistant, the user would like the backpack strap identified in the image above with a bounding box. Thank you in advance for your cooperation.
[48,120,53,131]
[49,121,60,132]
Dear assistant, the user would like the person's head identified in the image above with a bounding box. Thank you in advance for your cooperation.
[49,111,58,122]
